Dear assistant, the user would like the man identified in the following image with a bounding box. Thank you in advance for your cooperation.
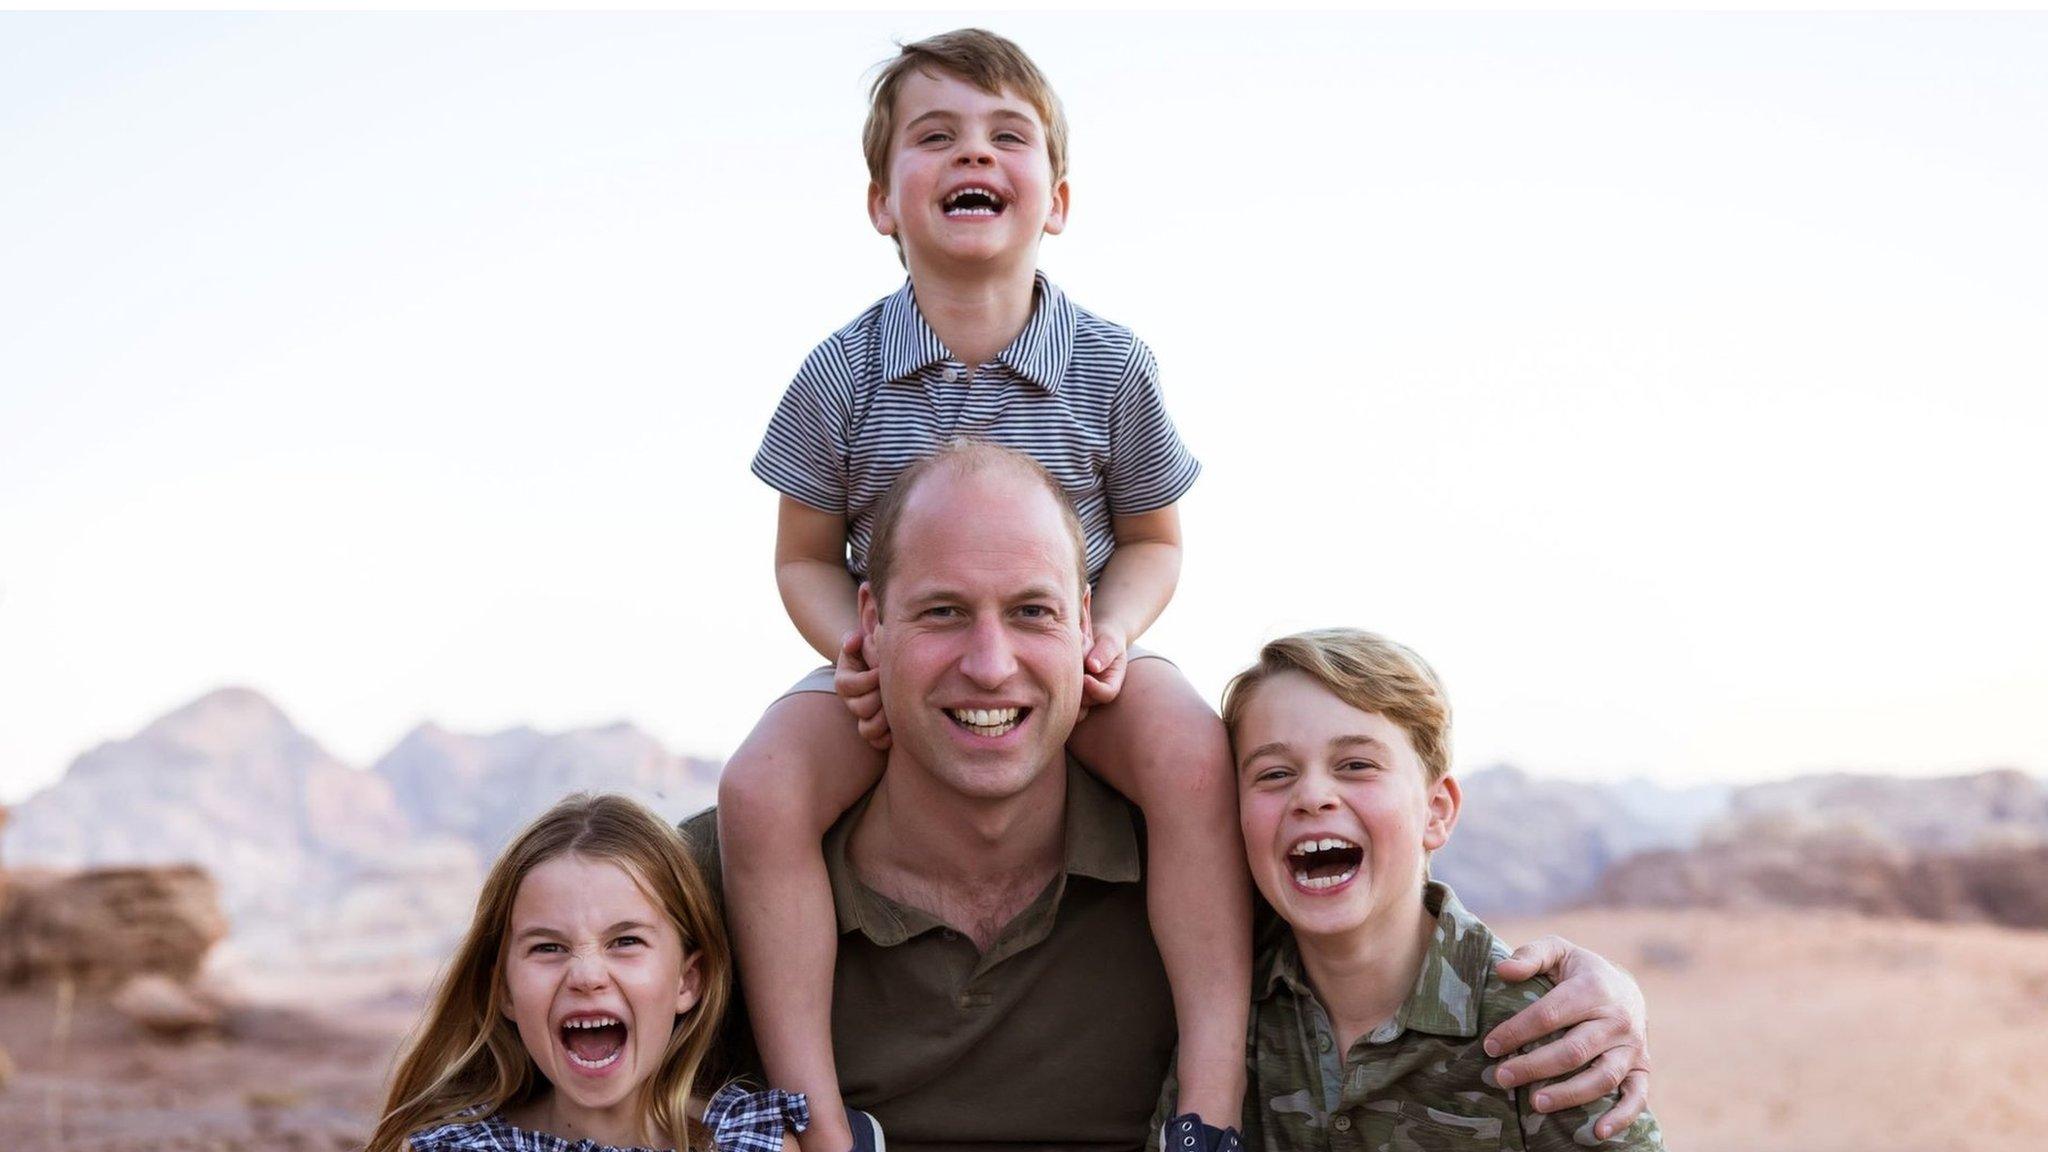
[684,441,1649,1151]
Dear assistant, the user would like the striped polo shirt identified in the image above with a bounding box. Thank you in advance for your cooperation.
[752,273,1200,582]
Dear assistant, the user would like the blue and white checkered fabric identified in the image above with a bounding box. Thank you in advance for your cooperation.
[405,1084,810,1152]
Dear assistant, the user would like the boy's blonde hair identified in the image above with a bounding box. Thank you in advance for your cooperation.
[366,793,730,1152]
[862,28,1070,188]
[1221,629,1454,783]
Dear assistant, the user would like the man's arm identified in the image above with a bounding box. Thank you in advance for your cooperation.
[1484,938,1652,1140]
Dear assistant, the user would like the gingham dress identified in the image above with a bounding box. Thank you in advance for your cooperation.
[405,1084,808,1152]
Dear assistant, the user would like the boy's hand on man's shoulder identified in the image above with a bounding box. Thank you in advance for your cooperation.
[836,629,892,750]
[1081,624,1129,709]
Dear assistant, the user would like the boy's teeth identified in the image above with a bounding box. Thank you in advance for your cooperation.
[943,187,1004,215]
[1292,865,1359,890]
[1289,836,1359,856]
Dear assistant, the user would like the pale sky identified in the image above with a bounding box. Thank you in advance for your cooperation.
[3,12,2044,803]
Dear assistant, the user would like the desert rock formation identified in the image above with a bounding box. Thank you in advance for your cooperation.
[0,864,228,988]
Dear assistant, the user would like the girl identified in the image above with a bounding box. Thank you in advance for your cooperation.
[368,792,809,1152]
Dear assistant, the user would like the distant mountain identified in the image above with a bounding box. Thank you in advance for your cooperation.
[1718,768,2048,851]
[4,688,409,920]
[1589,768,2048,925]
[1435,765,2048,919]
[9,688,2040,961]
[1432,765,1728,917]
[374,719,719,859]
[3,687,722,968]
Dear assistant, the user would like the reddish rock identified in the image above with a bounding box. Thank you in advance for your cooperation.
[0,864,229,988]
[112,973,221,1038]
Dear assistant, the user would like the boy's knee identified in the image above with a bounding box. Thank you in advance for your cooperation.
[716,746,814,824]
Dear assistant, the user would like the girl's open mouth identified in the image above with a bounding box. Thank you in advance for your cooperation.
[559,1013,627,1071]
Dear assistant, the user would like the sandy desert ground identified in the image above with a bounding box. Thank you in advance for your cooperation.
[4,908,2047,1152]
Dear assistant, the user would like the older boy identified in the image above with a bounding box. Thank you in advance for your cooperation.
[1218,631,1664,1150]
[718,30,1251,1152]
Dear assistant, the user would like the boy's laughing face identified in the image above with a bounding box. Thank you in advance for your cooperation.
[869,68,1068,276]
[1235,671,1461,943]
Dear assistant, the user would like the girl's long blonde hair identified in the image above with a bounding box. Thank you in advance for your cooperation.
[367,793,730,1152]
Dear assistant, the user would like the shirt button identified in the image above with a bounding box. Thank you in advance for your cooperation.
[1331,1115,1352,1133]
[1317,1033,1332,1052]
[941,366,960,382]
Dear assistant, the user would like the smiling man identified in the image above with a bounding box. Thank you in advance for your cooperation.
[683,441,1652,1152]
[692,440,1175,1149]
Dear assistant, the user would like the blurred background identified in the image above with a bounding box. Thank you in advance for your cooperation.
[2,11,2043,1151]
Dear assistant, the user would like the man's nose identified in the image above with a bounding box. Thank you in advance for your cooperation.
[958,615,1018,687]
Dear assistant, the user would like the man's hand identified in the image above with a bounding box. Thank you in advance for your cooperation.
[1484,935,1651,1140]
[835,629,890,751]
[1082,623,1129,709]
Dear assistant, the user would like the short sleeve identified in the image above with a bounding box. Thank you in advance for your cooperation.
[1103,339,1200,515]
[704,1082,812,1152]
[752,342,855,514]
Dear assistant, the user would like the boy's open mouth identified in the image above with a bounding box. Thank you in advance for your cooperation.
[1288,837,1363,890]
[947,706,1026,737]
[943,185,1006,217]
[559,1013,627,1070]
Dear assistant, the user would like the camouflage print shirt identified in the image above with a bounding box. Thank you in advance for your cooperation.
[1242,882,1664,1152]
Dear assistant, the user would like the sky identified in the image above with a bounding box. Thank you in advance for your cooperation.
[2,12,2044,803]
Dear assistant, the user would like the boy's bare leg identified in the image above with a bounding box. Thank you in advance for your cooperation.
[1069,657,1251,1128]
[718,690,887,1152]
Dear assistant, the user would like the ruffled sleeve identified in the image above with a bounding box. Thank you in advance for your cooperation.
[703,1083,811,1152]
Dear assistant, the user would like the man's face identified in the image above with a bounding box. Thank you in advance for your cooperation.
[861,465,1089,804]
[868,68,1069,274]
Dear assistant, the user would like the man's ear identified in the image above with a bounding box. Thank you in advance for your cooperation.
[1078,584,1092,647]
[859,581,882,650]
[674,949,704,1016]
[1043,177,1070,237]
[868,180,897,238]
[1422,774,1462,852]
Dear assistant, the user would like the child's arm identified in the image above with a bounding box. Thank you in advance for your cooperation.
[1081,504,1184,705]
[774,496,862,662]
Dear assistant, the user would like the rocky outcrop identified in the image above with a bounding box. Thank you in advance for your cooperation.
[112,972,222,1037]
[0,864,229,987]
[1591,826,2048,928]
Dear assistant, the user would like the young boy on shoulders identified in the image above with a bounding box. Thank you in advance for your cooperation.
[1219,630,1665,1150]
[719,28,1251,1151]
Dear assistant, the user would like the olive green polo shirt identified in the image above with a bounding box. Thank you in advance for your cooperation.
[1242,882,1664,1152]
[682,760,1176,1152]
